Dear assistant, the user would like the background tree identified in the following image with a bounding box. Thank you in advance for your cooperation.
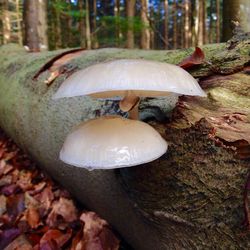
[140,0,150,49]
[23,0,40,51]
[223,0,250,41]
[126,0,136,48]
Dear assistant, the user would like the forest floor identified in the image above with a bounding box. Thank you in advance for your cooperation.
[0,128,123,250]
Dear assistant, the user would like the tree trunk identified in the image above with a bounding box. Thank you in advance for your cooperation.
[37,0,48,51]
[216,0,220,43]
[54,0,62,49]
[85,0,91,49]
[172,0,177,49]
[114,0,122,47]
[78,0,86,48]
[0,35,249,249]
[2,0,11,45]
[23,0,40,52]
[223,0,250,41]
[164,0,169,49]
[126,0,135,49]
[184,0,190,48]
[140,0,150,49]
[197,0,204,46]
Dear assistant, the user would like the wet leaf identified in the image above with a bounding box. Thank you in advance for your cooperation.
[178,47,205,69]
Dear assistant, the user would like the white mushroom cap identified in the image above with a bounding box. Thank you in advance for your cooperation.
[53,59,206,99]
[60,116,168,170]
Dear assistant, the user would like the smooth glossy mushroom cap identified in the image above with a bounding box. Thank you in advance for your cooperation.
[53,59,206,99]
[60,116,168,169]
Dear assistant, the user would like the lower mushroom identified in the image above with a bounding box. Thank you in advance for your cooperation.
[59,115,168,170]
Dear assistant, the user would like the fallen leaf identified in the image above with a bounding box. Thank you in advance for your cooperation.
[0,228,20,249]
[46,198,77,228]
[25,206,40,229]
[0,195,7,215]
[178,47,205,69]
[4,234,32,250]
[6,194,25,222]
[80,212,120,250]
[40,229,72,248]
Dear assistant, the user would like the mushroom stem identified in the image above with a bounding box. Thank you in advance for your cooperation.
[128,101,139,120]
[119,92,140,120]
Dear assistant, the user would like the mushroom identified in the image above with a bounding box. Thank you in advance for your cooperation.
[60,116,168,170]
[53,59,206,119]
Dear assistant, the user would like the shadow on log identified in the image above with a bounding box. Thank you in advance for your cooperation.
[0,33,249,249]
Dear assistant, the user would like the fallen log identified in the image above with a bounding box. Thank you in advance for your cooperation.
[0,33,249,249]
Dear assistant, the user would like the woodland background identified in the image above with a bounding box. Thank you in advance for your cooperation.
[1,0,250,52]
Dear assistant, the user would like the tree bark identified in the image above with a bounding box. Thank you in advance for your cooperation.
[140,0,150,49]
[197,0,204,46]
[37,0,48,50]
[114,0,122,47]
[223,0,250,41]
[164,0,169,49]
[126,0,135,49]
[2,0,11,45]
[78,0,86,48]
[23,0,40,51]
[0,35,249,249]
[172,0,177,49]
[216,0,220,43]
[184,0,190,48]
[85,0,91,49]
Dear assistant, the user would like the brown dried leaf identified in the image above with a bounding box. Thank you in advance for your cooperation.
[4,234,32,250]
[178,47,205,69]
[40,229,72,248]
[79,212,120,250]
[0,195,7,216]
[46,198,77,228]
[25,206,40,229]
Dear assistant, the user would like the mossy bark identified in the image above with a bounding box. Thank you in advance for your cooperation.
[0,34,249,249]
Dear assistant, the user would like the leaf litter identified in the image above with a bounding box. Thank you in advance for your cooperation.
[0,129,120,250]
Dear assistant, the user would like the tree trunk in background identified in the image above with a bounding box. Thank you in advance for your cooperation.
[114,0,122,47]
[140,0,150,49]
[92,0,99,49]
[85,0,91,49]
[209,0,214,43]
[202,0,207,44]
[23,0,40,51]
[197,0,204,46]
[172,0,177,49]
[216,0,220,43]
[126,0,135,48]
[78,0,86,48]
[15,0,22,45]
[164,0,169,49]
[37,0,48,51]
[223,0,250,41]
[150,5,155,49]
[184,0,190,48]
[2,0,11,44]
[54,0,62,49]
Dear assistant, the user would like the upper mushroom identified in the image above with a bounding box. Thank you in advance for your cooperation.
[53,59,206,119]
[54,59,206,99]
